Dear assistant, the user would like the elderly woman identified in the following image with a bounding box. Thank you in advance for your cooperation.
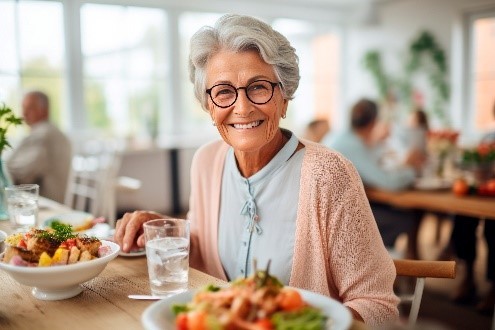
[115,14,399,326]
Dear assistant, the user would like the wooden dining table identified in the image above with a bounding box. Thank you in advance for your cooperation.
[366,186,495,260]
[366,187,495,220]
[0,199,367,330]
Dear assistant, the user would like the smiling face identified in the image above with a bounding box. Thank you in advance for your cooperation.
[205,49,288,154]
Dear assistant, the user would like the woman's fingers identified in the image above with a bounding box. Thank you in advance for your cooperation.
[114,212,132,247]
[137,233,146,248]
[119,211,163,252]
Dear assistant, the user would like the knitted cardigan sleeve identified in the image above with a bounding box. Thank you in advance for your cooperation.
[290,142,399,326]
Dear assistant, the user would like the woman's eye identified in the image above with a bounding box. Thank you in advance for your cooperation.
[249,84,268,91]
[215,88,235,96]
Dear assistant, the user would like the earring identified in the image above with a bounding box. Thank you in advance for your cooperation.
[282,113,286,119]
[212,121,216,126]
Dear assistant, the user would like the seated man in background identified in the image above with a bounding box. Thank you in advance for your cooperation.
[326,98,425,255]
[7,91,72,203]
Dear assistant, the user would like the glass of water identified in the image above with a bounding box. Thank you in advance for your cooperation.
[143,218,190,297]
[5,184,39,230]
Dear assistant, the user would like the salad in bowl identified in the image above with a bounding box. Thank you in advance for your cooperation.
[170,267,333,330]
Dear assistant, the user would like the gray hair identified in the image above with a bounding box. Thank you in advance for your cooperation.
[189,14,300,111]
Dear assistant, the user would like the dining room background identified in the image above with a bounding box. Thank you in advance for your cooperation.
[0,0,493,148]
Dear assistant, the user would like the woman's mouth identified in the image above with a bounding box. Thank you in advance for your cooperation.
[231,120,263,130]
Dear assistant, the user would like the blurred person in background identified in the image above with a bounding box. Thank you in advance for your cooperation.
[115,14,400,326]
[6,91,72,203]
[326,98,425,256]
[405,108,429,154]
[445,101,495,314]
[302,118,330,143]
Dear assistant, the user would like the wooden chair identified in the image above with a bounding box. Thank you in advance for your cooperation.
[394,259,456,327]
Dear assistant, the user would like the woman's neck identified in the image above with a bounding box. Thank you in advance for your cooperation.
[234,130,288,178]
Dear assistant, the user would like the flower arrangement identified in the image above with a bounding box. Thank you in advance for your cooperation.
[0,103,23,157]
[460,141,495,184]
[427,129,459,156]
[426,129,459,178]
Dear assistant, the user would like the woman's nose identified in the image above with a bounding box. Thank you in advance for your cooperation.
[233,90,253,116]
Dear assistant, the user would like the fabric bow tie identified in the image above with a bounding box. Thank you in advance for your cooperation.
[240,197,262,235]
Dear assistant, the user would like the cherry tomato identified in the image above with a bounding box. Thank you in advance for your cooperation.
[255,318,273,330]
[176,313,188,330]
[279,289,304,311]
[187,311,207,330]
[17,239,27,249]
[64,238,77,249]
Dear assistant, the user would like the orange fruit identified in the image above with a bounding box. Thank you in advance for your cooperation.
[452,179,469,196]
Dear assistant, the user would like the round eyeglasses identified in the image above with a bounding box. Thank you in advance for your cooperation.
[206,80,281,109]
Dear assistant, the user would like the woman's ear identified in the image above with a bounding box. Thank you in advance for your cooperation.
[208,107,216,125]
[281,99,289,118]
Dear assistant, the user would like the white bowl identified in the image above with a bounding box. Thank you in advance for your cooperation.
[0,240,120,300]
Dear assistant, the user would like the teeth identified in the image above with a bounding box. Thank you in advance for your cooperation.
[233,120,261,129]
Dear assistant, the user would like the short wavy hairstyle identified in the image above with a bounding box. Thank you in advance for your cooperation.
[189,14,300,111]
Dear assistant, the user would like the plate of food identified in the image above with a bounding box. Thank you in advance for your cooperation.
[43,211,103,232]
[141,269,352,330]
[0,224,120,300]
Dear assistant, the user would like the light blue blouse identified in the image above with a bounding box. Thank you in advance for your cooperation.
[218,131,304,284]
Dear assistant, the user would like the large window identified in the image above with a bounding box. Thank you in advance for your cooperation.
[0,0,66,129]
[273,18,340,133]
[81,4,168,140]
[470,15,495,133]
[178,12,224,137]
[0,2,341,142]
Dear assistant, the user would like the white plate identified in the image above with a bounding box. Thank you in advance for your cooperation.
[141,287,352,330]
[119,248,146,257]
[44,211,94,231]
[414,177,452,191]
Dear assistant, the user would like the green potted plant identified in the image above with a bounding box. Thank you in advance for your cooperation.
[461,141,495,184]
[0,103,23,220]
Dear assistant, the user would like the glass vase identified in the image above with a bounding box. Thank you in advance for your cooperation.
[0,159,12,221]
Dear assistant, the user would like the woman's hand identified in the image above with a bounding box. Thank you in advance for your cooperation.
[114,210,164,253]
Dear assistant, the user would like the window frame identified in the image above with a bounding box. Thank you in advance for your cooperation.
[463,7,495,141]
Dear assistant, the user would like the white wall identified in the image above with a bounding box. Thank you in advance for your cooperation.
[341,0,495,134]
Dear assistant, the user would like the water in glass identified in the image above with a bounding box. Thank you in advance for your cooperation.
[146,237,189,297]
[8,194,38,229]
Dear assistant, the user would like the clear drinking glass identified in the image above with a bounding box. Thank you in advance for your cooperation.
[143,218,190,297]
[5,184,39,230]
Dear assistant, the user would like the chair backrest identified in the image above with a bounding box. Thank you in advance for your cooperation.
[394,259,456,327]
[64,150,121,225]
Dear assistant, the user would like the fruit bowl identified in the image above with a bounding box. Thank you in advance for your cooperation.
[0,240,120,300]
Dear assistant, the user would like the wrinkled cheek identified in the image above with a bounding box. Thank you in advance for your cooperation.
[217,125,231,145]
[264,121,278,142]
[264,99,281,141]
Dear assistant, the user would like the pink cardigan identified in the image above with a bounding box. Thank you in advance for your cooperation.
[188,139,399,326]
